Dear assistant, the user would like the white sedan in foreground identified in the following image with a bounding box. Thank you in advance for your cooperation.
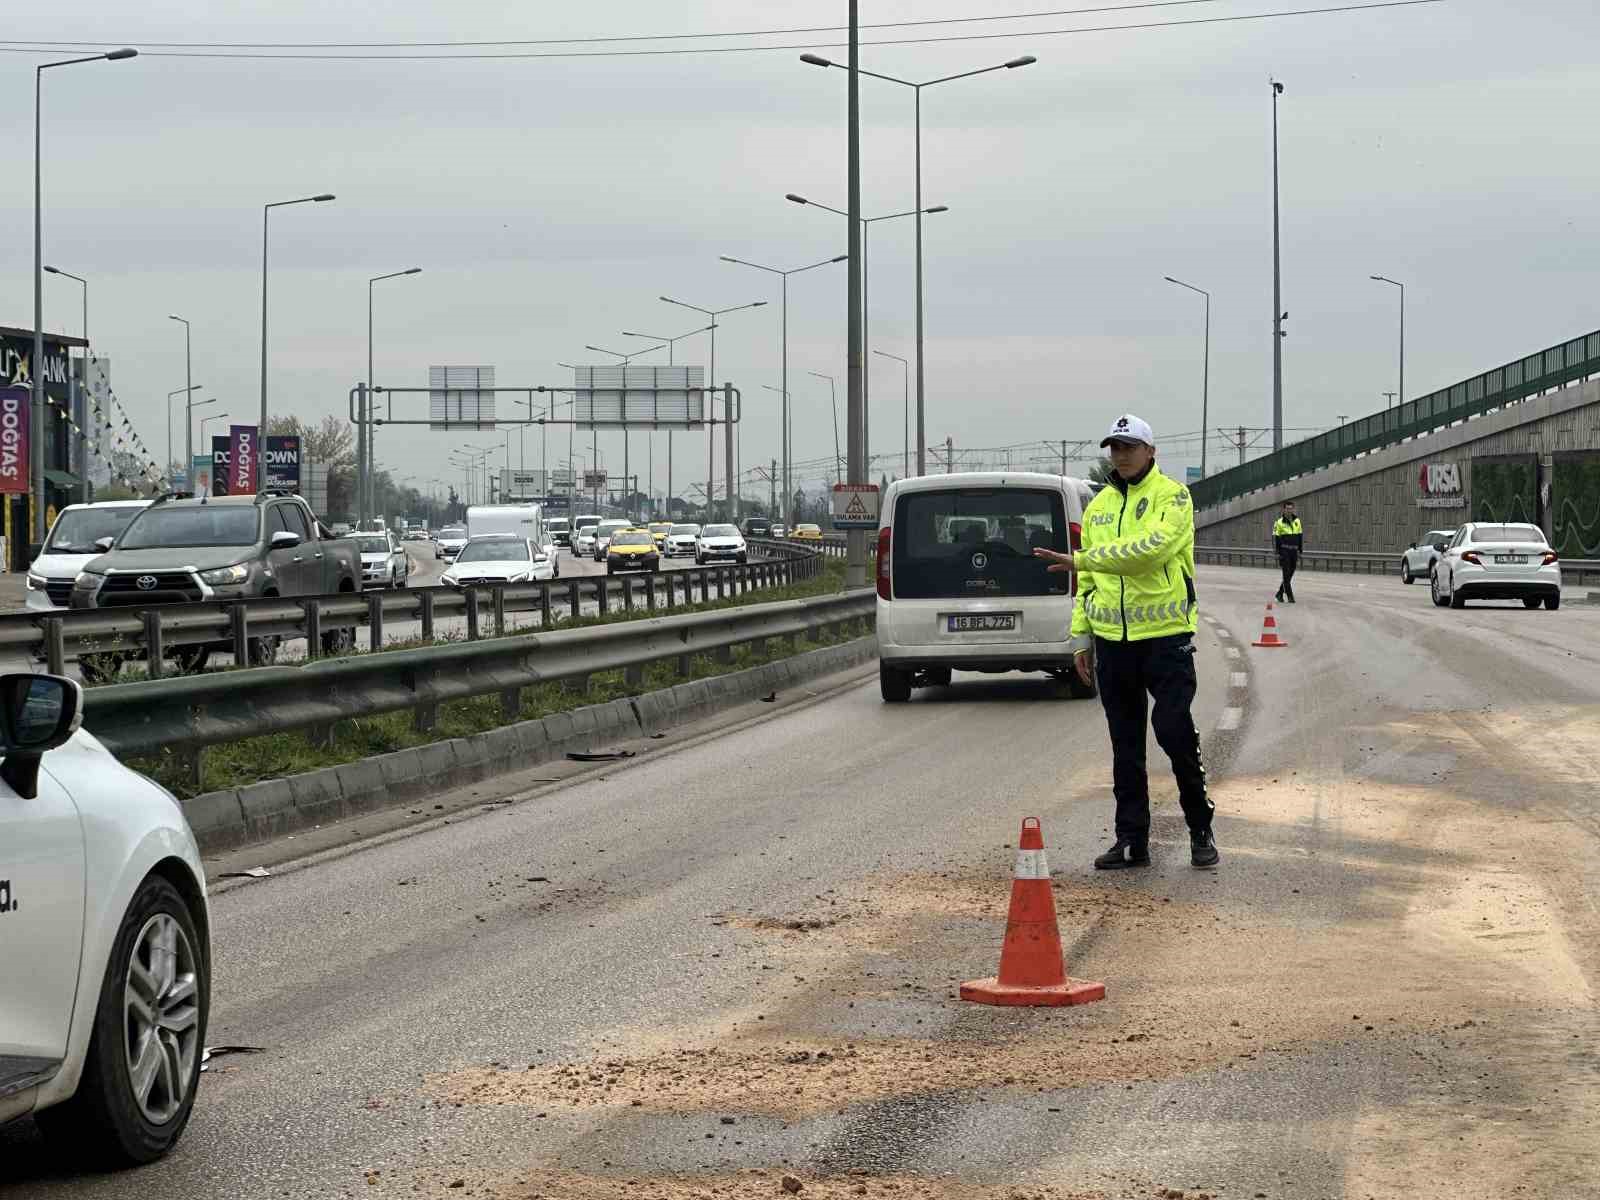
[1431,522,1561,610]
[1,674,210,1165]
[695,523,747,565]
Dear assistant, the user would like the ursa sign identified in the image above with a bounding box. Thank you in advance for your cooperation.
[1417,462,1465,509]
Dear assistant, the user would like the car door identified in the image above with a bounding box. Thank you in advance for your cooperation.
[1441,527,1468,593]
[265,503,315,595]
[0,767,86,1072]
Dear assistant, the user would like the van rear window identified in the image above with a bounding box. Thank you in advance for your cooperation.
[892,488,1068,599]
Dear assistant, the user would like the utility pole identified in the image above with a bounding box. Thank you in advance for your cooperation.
[770,458,777,516]
[945,436,954,474]
[1270,79,1285,453]
[1060,439,1068,475]
[1235,426,1248,467]
[844,0,865,587]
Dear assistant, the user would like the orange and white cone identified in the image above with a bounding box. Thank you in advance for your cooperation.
[960,817,1106,1007]
[1252,602,1288,648]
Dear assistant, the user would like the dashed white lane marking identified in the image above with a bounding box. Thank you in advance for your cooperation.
[1230,672,1250,689]
[1224,646,1242,660]
[1217,707,1243,731]
[1216,628,1232,639]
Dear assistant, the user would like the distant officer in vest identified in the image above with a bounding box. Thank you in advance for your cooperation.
[1032,414,1218,870]
[1273,501,1303,603]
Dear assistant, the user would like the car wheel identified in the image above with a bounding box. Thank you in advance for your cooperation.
[79,651,125,684]
[322,625,356,656]
[553,559,560,578]
[248,635,280,667]
[1401,561,1413,584]
[1449,579,1466,609]
[1430,573,1449,608]
[879,663,912,703]
[1545,594,1560,611]
[171,645,211,674]
[35,874,207,1166]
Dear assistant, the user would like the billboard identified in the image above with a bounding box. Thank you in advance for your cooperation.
[582,469,608,490]
[266,435,301,491]
[501,468,548,496]
[211,436,230,496]
[429,366,496,430]
[0,385,29,494]
[570,365,705,430]
[191,454,214,497]
[229,425,257,495]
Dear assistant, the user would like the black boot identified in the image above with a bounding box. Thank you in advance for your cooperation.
[1190,828,1220,868]
[1094,839,1150,870]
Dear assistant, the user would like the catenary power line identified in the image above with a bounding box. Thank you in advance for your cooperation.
[0,2,1229,50]
[0,1,1445,60]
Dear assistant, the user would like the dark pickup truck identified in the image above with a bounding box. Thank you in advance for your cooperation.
[69,491,362,677]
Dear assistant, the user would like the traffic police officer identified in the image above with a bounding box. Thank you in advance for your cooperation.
[1273,500,1303,603]
[1033,414,1218,869]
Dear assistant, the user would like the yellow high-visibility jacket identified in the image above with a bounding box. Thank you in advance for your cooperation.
[1070,464,1198,645]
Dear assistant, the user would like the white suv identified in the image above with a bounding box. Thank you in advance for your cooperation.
[695,524,747,564]
[0,674,210,1165]
[875,472,1091,701]
[1399,527,1457,585]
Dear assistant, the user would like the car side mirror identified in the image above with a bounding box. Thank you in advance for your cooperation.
[94,536,115,552]
[0,674,84,800]
[271,530,302,549]
[1408,542,1415,550]
[1432,542,1446,552]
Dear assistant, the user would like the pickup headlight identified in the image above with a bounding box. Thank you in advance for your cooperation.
[199,563,250,586]
[26,572,46,590]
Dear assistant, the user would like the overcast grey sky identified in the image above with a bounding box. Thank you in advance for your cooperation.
[7,0,1598,501]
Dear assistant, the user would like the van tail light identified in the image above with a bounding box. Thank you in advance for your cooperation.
[1069,521,1083,551]
[1542,550,1559,565]
[1461,551,1483,565]
[876,527,892,599]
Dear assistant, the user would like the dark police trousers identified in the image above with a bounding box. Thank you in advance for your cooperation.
[1277,549,1298,600]
[1094,633,1214,846]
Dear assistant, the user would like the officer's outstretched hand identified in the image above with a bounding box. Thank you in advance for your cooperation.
[1032,547,1075,573]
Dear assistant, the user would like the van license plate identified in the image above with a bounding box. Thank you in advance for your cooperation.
[947,613,1017,632]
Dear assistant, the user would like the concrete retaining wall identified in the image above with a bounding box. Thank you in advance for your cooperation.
[181,634,877,854]
[1197,377,1600,553]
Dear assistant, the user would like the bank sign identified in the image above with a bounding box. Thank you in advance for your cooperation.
[1417,462,1466,509]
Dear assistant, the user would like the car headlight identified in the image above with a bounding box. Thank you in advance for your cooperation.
[73,570,103,590]
[441,574,457,587]
[26,572,47,590]
[506,572,529,584]
[200,563,250,586]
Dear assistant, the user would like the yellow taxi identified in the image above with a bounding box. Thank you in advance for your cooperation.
[791,523,825,541]
[605,528,661,574]
[647,521,674,548]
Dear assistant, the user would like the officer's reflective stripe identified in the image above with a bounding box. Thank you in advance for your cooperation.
[1013,848,1050,880]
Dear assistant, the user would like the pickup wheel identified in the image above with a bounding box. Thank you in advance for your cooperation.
[248,635,280,667]
[321,626,356,656]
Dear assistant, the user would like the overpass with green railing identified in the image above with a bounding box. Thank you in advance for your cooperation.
[1192,327,1600,512]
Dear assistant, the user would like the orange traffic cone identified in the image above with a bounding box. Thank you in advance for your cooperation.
[960,817,1106,1008]
[1252,602,1288,648]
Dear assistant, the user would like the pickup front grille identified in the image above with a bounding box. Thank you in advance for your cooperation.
[98,571,203,605]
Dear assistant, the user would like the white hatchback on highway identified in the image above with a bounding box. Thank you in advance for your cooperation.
[1431,522,1561,610]
[0,674,210,1165]
[1399,527,1458,585]
[875,472,1091,701]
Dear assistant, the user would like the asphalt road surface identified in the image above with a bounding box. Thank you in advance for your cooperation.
[5,565,1598,1200]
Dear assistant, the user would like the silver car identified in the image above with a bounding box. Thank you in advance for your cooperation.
[1430,522,1561,610]
[1400,528,1457,584]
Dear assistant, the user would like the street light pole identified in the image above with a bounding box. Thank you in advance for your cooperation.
[801,50,1035,476]
[659,298,766,521]
[260,192,334,492]
[366,267,421,525]
[166,384,203,485]
[786,195,945,474]
[809,371,842,483]
[719,253,847,525]
[1271,79,1285,453]
[167,313,192,486]
[873,350,909,477]
[1164,276,1211,480]
[43,265,89,501]
[34,47,137,544]
[1370,275,1405,412]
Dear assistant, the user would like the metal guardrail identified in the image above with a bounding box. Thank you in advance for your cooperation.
[1195,545,1600,585]
[81,588,875,766]
[7,540,822,677]
[1192,328,1600,510]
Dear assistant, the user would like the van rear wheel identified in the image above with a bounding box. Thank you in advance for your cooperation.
[879,663,911,703]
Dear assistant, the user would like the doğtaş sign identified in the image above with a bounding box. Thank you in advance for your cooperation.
[0,385,30,494]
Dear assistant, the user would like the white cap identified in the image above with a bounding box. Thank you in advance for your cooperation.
[1101,414,1154,447]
